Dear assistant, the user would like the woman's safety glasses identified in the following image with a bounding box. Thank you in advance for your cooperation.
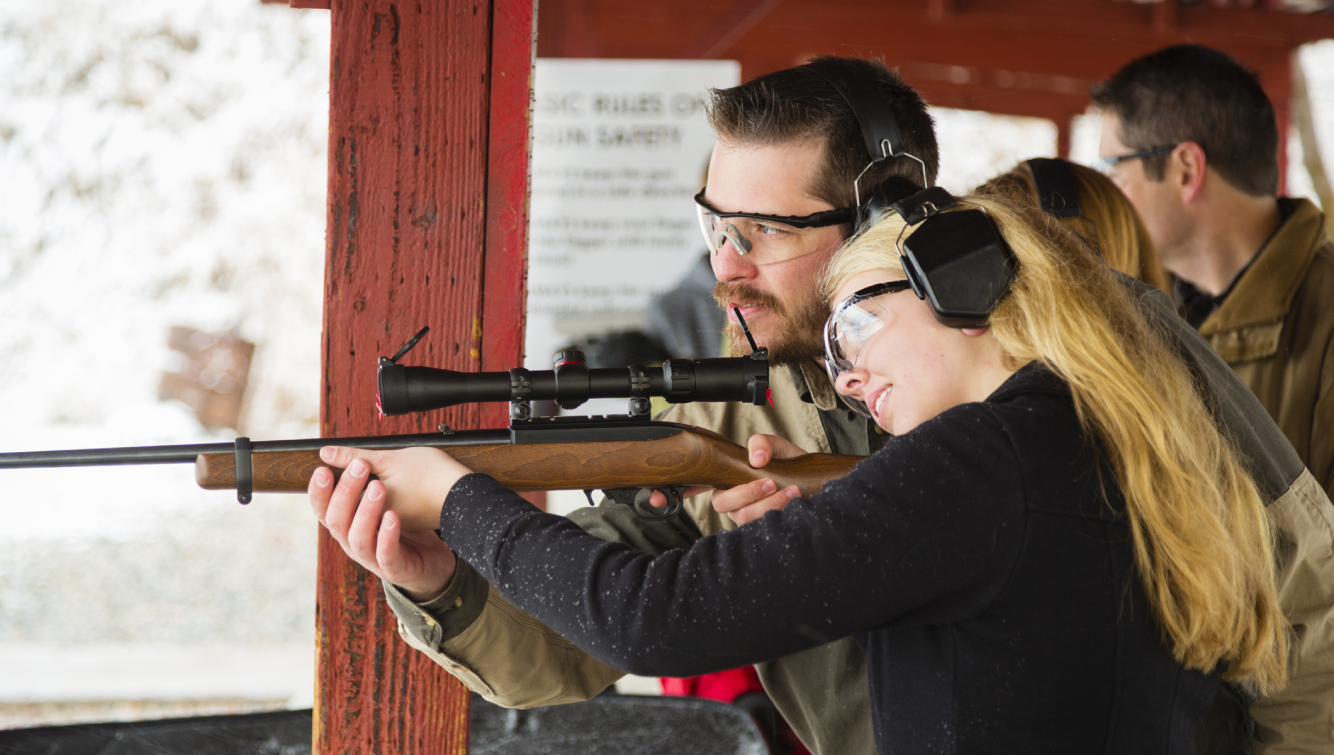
[694,188,857,266]
[822,280,913,417]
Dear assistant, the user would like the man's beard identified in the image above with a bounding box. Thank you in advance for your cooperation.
[712,281,828,365]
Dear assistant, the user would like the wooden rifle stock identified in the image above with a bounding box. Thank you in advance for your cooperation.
[195,423,863,498]
[1,419,864,515]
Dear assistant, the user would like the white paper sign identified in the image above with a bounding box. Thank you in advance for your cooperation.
[525,59,740,369]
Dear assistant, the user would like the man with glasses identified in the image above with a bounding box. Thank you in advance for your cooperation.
[1094,45,1334,494]
[363,57,940,755]
[1094,44,1334,753]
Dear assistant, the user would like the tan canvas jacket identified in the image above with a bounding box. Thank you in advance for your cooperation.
[384,362,880,755]
[1200,199,1334,498]
[1191,198,1334,751]
[1258,470,1334,753]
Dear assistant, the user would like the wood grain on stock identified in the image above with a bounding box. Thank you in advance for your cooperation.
[194,428,863,497]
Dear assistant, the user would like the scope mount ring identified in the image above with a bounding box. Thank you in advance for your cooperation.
[509,368,533,421]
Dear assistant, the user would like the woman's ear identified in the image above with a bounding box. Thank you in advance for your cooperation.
[960,326,989,337]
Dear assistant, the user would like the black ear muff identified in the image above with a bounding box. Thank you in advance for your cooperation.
[1024,158,1082,219]
[889,186,957,225]
[891,187,1017,329]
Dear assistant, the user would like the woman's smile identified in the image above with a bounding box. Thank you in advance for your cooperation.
[870,385,891,427]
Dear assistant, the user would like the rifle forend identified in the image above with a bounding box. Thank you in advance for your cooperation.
[193,420,859,496]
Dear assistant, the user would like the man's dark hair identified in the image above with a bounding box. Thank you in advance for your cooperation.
[707,56,939,218]
[1091,44,1278,197]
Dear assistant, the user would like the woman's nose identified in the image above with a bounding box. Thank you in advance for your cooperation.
[834,369,865,399]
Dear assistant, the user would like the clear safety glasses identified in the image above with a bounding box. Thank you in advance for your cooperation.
[694,188,857,266]
[822,280,913,417]
[1094,145,1176,176]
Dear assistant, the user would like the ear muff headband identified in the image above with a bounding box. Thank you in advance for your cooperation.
[1024,158,1082,219]
[798,59,929,228]
[859,175,926,230]
[802,59,908,166]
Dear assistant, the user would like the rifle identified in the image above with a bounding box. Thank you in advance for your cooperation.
[0,327,863,519]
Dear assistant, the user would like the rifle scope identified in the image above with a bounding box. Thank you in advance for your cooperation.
[378,349,769,416]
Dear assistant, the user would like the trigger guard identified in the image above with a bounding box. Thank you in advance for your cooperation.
[631,486,685,520]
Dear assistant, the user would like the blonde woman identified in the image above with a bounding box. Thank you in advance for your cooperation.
[980,157,1334,749]
[309,193,1286,754]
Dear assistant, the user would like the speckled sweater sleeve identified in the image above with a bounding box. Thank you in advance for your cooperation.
[439,403,1028,678]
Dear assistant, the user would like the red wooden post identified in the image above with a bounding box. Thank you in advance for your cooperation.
[316,1,534,753]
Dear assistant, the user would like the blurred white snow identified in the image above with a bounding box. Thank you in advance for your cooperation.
[0,0,330,723]
[0,0,329,542]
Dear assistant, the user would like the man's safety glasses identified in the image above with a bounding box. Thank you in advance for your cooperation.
[1095,145,1176,175]
[694,188,857,266]
[822,280,913,418]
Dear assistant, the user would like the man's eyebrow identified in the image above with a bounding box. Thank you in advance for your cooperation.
[709,199,824,219]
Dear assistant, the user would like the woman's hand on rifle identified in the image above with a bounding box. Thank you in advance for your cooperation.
[309,446,472,601]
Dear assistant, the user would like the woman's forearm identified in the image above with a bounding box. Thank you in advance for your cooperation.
[438,410,1025,678]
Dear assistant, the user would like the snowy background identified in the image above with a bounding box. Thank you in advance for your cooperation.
[0,0,1331,728]
[0,0,329,726]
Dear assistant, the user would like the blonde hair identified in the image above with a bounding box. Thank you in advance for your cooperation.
[823,197,1287,693]
[977,159,1171,293]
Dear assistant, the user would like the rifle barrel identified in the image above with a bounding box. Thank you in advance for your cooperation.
[0,430,512,470]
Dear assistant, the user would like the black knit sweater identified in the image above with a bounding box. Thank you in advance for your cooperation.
[440,364,1218,754]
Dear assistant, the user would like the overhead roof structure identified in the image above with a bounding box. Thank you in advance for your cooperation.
[537,0,1334,160]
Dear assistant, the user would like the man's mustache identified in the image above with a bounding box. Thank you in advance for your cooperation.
[712,281,783,312]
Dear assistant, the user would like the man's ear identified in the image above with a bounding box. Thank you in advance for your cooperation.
[1173,142,1208,204]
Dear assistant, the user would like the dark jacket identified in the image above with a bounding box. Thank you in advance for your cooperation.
[441,365,1217,755]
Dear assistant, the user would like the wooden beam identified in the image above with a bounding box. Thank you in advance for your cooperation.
[536,0,1334,71]
[927,0,956,22]
[483,0,537,384]
[531,0,1310,187]
[1152,0,1177,35]
[934,0,1334,44]
[680,0,784,60]
[536,0,564,57]
[316,0,534,752]
[484,0,544,509]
